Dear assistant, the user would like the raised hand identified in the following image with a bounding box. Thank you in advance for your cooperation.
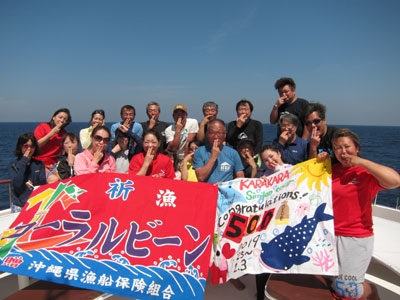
[278,129,290,145]
[175,117,183,132]
[309,127,321,148]
[210,139,221,159]
[148,115,157,129]
[93,147,105,164]
[236,114,247,128]
[67,147,76,166]
[144,147,155,166]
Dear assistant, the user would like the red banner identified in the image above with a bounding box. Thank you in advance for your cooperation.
[0,173,218,300]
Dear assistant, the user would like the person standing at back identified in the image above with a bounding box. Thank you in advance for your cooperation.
[165,104,199,167]
[197,101,218,145]
[141,101,169,154]
[269,77,309,139]
[227,99,263,156]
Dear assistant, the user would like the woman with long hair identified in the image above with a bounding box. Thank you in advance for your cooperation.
[80,109,105,150]
[34,108,71,182]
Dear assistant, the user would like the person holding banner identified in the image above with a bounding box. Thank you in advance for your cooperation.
[193,119,244,184]
[74,126,116,175]
[129,130,175,179]
[260,144,292,177]
[330,128,400,300]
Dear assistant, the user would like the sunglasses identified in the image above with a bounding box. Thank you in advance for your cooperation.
[305,118,322,126]
[93,135,110,143]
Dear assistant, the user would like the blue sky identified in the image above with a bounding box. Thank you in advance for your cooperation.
[1,0,399,125]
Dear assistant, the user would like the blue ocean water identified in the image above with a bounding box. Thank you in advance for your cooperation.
[0,122,399,209]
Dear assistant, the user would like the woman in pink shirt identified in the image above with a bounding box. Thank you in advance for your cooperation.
[74,126,116,175]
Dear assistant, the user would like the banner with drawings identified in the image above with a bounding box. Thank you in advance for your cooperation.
[0,173,218,300]
[210,158,338,284]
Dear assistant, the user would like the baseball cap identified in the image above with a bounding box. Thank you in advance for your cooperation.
[173,104,187,113]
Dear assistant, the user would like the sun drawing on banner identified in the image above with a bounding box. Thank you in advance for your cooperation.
[292,158,331,191]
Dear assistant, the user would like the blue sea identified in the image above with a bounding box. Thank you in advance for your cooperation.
[0,122,399,210]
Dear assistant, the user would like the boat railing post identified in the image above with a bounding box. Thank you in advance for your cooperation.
[17,275,30,290]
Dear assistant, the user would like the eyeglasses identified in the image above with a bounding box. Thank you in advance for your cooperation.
[305,118,322,126]
[93,135,110,143]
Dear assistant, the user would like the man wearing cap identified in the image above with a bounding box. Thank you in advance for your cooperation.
[165,104,199,165]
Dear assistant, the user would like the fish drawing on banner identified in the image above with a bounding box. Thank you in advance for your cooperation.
[259,203,333,271]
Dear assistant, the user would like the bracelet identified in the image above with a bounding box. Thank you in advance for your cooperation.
[273,104,278,109]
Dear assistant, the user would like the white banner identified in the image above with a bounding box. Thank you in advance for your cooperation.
[210,158,338,284]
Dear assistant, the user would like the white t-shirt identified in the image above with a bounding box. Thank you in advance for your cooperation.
[165,118,199,161]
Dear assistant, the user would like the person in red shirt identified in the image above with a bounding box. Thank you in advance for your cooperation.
[129,130,175,179]
[34,108,71,182]
[330,128,400,300]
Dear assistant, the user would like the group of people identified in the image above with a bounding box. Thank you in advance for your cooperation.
[8,77,400,300]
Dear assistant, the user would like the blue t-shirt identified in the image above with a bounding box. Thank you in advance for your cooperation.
[193,145,244,184]
[273,135,308,165]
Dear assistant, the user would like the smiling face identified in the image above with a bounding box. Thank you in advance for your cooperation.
[333,136,360,168]
[305,111,327,137]
[280,119,297,140]
[261,149,284,170]
[91,129,110,153]
[91,113,104,128]
[52,112,69,128]
[278,85,296,104]
[207,121,226,147]
[143,132,160,155]
[122,108,135,125]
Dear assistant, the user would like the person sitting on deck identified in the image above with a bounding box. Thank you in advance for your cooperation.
[8,132,46,213]
[272,113,308,165]
[74,126,116,174]
[128,130,175,179]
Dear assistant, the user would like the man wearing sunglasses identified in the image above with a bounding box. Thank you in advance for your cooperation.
[270,77,309,139]
[305,102,338,160]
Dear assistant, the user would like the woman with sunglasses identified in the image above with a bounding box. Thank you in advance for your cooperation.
[80,109,106,150]
[129,130,175,179]
[8,133,46,213]
[328,128,400,300]
[74,126,116,175]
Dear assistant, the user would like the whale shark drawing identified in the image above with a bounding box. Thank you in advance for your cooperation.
[259,203,333,271]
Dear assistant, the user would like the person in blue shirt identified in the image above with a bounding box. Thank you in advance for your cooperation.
[272,113,308,165]
[8,132,46,213]
[110,105,143,156]
[193,119,244,184]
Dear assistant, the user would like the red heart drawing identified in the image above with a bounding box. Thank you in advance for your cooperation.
[222,243,236,259]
